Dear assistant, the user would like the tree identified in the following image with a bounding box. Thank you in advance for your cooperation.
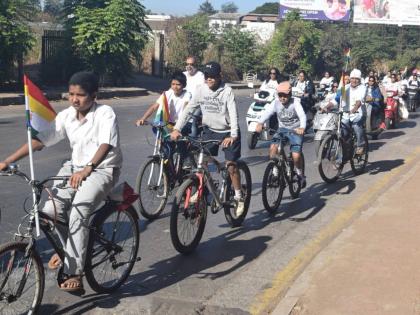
[221,1,238,13]
[43,0,63,16]
[251,2,278,14]
[198,0,216,15]
[71,0,150,83]
[266,11,321,76]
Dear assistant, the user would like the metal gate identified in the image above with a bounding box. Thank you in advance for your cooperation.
[41,30,66,64]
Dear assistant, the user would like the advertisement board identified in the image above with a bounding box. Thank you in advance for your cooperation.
[353,0,420,26]
[279,0,351,21]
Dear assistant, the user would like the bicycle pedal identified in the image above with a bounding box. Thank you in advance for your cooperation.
[136,257,142,262]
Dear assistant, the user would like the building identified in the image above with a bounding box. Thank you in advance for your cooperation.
[208,13,242,34]
[240,14,278,43]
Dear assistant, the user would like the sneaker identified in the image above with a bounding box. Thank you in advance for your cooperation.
[189,191,199,203]
[355,147,364,155]
[297,175,307,189]
[234,197,245,217]
[379,122,386,130]
[182,156,194,170]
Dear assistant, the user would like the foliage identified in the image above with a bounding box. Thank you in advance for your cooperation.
[266,11,321,76]
[70,0,150,83]
[43,0,63,17]
[220,1,238,13]
[198,0,216,15]
[251,2,278,14]
[0,0,39,85]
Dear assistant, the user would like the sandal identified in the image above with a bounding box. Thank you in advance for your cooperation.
[48,253,62,270]
[59,275,84,292]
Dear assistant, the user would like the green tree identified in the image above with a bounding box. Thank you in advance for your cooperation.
[71,0,150,83]
[43,0,63,16]
[198,0,216,15]
[0,0,39,85]
[221,1,238,13]
[251,2,278,14]
[266,11,321,76]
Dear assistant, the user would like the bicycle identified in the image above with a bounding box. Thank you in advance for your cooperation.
[261,129,306,213]
[0,164,140,314]
[317,111,369,183]
[170,137,252,255]
[135,122,195,220]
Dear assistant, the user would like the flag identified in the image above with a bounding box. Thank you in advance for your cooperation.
[153,92,173,136]
[24,75,56,136]
[344,48,351,61]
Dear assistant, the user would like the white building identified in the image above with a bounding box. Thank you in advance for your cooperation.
[209,13,242,34]
[240,14,278,43]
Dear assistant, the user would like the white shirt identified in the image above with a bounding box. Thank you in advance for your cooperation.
[260,79,279,91]
[295,81,306,94]
[37,103,122,169]
[319,77,334,87]
[183,70,205,98]
[333,84,366,122]
[159,89,192,123]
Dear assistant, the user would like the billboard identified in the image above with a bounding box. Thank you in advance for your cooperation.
[279,0,351,21]
[353,0,420,26]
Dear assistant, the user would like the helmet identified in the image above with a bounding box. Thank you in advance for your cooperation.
[276,81,292,94]
[350,69,362,80]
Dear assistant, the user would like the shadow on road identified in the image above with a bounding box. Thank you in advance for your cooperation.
[398,120,417,129]
[369,141,386,152]
[379,131,405,140]
[366,159,404,175]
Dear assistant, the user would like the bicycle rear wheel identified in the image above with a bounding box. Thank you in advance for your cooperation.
[262,161,285,213]
[85,205,140,293]
[318,134,344,183]
[350,134,369,175]
[135,158,169,220]
[0,242,44,315]
[170,177,207,254]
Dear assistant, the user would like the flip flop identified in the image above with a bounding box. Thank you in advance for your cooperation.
[48,253,62,270]
[59,276,84,293]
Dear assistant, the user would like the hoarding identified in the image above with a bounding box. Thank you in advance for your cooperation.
[353,0,420,26]
[279,0,351,21]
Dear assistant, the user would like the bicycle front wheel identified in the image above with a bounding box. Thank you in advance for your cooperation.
[0,242,44,315]
[288,153,305,199]
[318,134,344,183]
[170,177,208,254]
[262,161,285,213]
[85,205,140,293]
[135,158,169,220]
[224,161,252,227]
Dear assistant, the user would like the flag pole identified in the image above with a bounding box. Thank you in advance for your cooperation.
[24,76,41,237]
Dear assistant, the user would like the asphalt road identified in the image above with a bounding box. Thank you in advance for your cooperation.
[0,90,419,314]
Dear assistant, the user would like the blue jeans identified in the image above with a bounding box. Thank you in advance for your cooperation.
[341,119,365,148]
[272,127,303,153]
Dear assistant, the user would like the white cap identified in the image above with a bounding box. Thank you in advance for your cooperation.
[350,69,362,79]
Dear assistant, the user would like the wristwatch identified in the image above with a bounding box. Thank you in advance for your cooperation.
[86,162,96,169]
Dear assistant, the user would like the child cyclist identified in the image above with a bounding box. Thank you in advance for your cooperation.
[255,81,307,188]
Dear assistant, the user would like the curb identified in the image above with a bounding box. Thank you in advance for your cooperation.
[249,146,420,315]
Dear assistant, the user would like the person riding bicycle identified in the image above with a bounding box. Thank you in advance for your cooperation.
[255,81,307,188]
[170,61,245,216]
[331,69,367,155]
[0,71,123,292]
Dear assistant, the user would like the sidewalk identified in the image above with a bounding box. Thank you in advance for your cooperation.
[273,160,420,315]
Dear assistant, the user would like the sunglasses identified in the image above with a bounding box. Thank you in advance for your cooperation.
[186,63,195,66]
[270,72,277,75]
[333,85,338,88]
[278,93,289,98]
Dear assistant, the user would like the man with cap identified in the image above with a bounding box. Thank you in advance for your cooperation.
[331,68,367,155]
[170,62,245,216]
[255,81,307,187]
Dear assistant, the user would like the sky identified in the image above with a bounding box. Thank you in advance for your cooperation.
[139,0,270,16]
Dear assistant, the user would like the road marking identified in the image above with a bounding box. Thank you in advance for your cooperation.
[249,146,420,315]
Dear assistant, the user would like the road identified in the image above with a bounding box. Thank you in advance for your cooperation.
[0,90,419,314]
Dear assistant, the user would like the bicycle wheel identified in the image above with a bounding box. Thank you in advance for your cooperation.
[0,242,44,315]
[350,134,369,175]
[85,205,140,293]
[170,177,207,254]
[224,161,252,227]
[318,134,344,183]
[135,158,169,220]
[261,161,285,213]
[288,153,305,199]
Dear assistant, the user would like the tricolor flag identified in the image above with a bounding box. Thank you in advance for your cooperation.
[344,48,351,61]
[24,75,56,136]
[153,92,173,136]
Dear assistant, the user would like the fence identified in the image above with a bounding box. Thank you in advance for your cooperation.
[41,30,66,64]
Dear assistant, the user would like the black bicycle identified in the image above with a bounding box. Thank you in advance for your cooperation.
[135,122,195,220]
[317,111,369,183]
[0,164,140,314]
[170,137,252,254]
[261,130,306,213]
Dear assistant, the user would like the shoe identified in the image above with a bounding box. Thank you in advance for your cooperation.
[297,175,307,189]
[379,122,386,130]
[189,191,199,203]
[355,147,364,155]
[182,157,194,170]
[234,197,245,217]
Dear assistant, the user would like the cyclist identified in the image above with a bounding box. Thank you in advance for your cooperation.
[170,61,245,216]
[331,69,367,155]
[255,81,307,188]
[183,56,205,98]
[0,71,123,292]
